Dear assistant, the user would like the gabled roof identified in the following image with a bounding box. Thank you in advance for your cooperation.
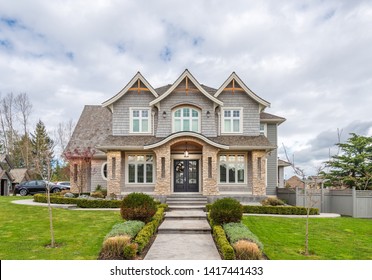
[214,72,270,108]
[260,112,286,124]
[149,69,223,106]
[102,72,159,107]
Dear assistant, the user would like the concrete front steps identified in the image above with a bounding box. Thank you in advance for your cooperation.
[157,194,210,234]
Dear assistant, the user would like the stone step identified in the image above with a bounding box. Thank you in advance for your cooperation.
[158,219,211,234]
[168,205,206,211]
[165,210,207,220]
[167,201,207,206]
[166,197,207,202]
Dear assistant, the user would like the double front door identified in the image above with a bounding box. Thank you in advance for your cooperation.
[174,160,199,192]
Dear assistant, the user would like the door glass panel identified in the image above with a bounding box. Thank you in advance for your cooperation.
[175,161,184,184]
[188,161,197,184]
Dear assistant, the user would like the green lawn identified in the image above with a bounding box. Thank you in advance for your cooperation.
[243,216,372,260]
[0,196,122,260]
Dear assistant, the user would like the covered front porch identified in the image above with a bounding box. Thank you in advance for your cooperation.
[104,133,268,198]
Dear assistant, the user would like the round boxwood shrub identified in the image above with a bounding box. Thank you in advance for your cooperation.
[120,193,157,223]
[210,198,243,225]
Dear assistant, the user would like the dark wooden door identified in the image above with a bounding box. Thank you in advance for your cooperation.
[174,160,199,192]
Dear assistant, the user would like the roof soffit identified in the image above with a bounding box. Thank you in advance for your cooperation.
[102,72,159,107]
[149,69,223,106]
[214,72,271,108]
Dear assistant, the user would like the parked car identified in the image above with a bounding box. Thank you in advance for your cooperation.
[55,181,70,187]
[14,180,70,196]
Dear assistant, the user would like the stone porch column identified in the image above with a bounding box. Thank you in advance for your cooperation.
[202,145,219,195]
[251,151,267,195]
[106,151,123,196]
[153,145,171,195]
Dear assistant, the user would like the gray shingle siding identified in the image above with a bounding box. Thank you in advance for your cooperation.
[218,91,260,136]
[266,123,278,195]
[91,159,107,190]
[112,91,156,136]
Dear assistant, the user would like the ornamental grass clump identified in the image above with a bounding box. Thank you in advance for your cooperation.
[100,235,131,259]
[104,220,145,240]
[120,193,157,223]
[209,198,243,225]
[260,197,285,206]
[233,240,262,260]
[223,222,263,249]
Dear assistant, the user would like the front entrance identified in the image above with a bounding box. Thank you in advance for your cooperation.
[174,160,199,192]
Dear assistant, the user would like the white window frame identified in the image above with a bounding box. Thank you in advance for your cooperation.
[172,106,201,133]
[260,123,267,136]
[126,154,155,184]
[221,107,243,134]
[218,153,247,184]
[129,107,152,134]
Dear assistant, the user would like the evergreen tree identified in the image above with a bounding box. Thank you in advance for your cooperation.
[31,120,54,179]
[325,133,372,190]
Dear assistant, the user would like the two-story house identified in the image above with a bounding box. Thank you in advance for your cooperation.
[65,70,285,202]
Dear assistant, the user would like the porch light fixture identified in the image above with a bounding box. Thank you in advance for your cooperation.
[162,111,167,118]
[184,142,189,158]
[206,110,211,118]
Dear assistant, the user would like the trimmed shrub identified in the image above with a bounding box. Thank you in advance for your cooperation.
[261,197,285,206]
[123,243,138,260]
[233,240,262,260]
[120,193,157,223]
[33,194,121,208]
[223,222,263,249]
[210,198,243,225]
[134,207,165,253]
[242,205,319,215]
[212,225,235,260]
[105,220,145,240]
[100,235,131,259]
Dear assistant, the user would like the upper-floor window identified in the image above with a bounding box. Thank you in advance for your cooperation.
[222,108,242,134]
[260,123,267,136]
[173,107,200,133]
[130,108,151,133]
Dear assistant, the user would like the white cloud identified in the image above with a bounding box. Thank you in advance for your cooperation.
[0,0,371,172]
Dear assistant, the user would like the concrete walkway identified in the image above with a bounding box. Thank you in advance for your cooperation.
[145,209,221,260]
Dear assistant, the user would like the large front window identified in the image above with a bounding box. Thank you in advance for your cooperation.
[219,154,245,183]
[173,107,200,132]
[130,108,150,133]
[128,154,154,183]
[222,108,242,133]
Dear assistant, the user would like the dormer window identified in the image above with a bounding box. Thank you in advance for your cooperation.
[130,108,151,134]
[173,107,200,133]
[222,108,243,134]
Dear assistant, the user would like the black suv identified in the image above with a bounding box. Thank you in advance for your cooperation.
[14,180,70,196]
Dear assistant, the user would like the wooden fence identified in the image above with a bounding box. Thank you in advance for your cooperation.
[277,187,372,218]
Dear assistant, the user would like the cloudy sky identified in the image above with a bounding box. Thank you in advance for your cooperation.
[1,0,371,176]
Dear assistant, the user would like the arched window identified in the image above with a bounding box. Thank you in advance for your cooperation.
[173,107,200,133]
[101,162,107,180]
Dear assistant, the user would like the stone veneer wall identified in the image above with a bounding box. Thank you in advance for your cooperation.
[106,151,123,195]
[251,150,267,195]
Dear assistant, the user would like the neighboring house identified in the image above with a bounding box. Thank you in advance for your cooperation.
[285,175,305,189]
[10,168,32,188]
[65,70,286,201]
[0,154,14,196]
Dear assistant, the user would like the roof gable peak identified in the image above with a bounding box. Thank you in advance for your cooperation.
[214,72,270,108]
[149,69,223,106]
[102,72,158,107]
